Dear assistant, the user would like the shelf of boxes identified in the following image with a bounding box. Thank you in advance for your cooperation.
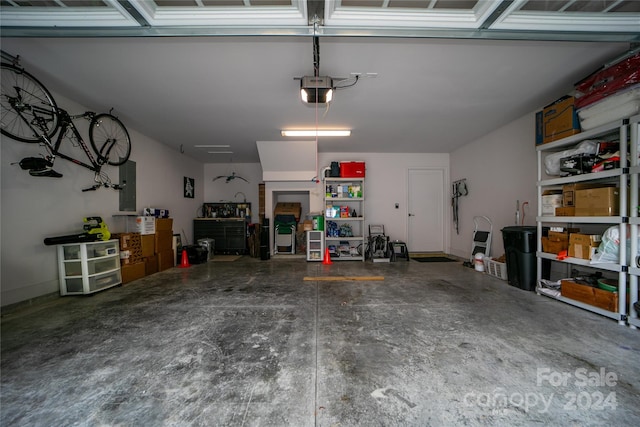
[536,116,638,326]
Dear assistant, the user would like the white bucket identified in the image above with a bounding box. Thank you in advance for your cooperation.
[474,252,485,272]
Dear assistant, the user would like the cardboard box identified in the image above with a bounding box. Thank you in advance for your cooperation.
[303,220,313,231]
[340,161,366,178]
[568,233,601,260]
[274,203,301,221]
[555,207,576,216]
[141,234,155,258]
[155,230,173,253]
[114,233,142,263]
[155,218,173,231]
[561,279,618,312]
[574,187,620,216]
[120,250,142,265]
[542,228,579,254]
[144,255,158,276]
[569,233,601,246]
[547,228,579,241]
[541,237,567,254]
[542,193,563,215]
[537,95,581,145]
[115,232,141,250]
[128,216,155,235]
[562,183,614,207]
[157,249,174,271]
[121,262,145,284]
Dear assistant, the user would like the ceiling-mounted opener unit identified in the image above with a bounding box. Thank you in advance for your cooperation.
[297,33,361,104]
[300,75,333,104]
[300,35,333,104]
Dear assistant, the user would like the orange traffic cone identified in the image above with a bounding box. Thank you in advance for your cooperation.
[178,248,191,268]
[322,247,333,265]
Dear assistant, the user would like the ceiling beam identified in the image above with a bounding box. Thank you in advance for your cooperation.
[117,0,151,27]
[479,0,514,30]
[1,25,638,43]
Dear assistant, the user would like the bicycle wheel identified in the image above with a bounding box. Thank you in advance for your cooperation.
[1,63,60,143]
[89,113,131,166]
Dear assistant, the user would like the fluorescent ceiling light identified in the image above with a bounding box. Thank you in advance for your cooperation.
[194,144,230,148]
[281,130,351,137]
[208,151,234,154]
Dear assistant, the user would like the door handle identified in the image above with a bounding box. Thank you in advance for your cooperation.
[408,213,415,217]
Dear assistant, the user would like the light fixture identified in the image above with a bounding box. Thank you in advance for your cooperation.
[281,130,351,137]
[300,76,333,104]
[208,151,234,154]
[194,144,230,148]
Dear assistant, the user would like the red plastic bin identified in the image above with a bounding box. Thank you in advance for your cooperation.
[340,161,365,178]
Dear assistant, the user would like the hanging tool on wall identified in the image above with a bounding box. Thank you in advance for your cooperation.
[212,172,249,183]
[452,179,468,234]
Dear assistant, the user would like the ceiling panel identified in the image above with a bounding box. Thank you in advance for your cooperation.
[0,0,638,40]
[0,1,637,164]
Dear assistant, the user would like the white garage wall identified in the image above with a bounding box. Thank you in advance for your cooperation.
[318,152,451,246]
[449,112,538,260]
[1,92,203,307]
[2,99,535,306]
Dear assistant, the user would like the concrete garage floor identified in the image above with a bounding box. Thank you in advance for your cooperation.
[1,256,639,426]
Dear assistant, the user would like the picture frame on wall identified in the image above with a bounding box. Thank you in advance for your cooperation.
[184,177,195,198]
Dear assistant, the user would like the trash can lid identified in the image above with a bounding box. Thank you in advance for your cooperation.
[501,226,537,232]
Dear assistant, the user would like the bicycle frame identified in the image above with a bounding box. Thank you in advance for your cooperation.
[3,61,129,191]
[15,106,108,173]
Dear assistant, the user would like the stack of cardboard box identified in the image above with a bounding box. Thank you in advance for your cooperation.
[115,217,174,284]
[541,228,579,254]
[118,232,145,284]
[155,218,174,271]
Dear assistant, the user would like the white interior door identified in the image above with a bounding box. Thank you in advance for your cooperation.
[407,168,445,253]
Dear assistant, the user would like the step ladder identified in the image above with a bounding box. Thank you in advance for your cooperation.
[470,216,492,262]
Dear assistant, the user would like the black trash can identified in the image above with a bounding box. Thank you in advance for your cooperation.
[501,226,537,291]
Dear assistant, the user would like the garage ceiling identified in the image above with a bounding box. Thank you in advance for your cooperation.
[1,1,638,163]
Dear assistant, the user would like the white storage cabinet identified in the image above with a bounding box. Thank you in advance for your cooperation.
[306,230,325,261]
[58,239,122,295]
[324,177,365,261]
[536,115,639,326]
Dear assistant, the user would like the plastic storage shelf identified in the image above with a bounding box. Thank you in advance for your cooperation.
[306,230,324,261]
[57,239,122,296]
[324,177,365,261]
[535,115,639,326]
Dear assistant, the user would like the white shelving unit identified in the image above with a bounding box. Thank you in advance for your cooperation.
[628,116,639,329]
[324,177,365,261]
[536,116,638,326]
[57,239,122,296]
[306,230,324,262]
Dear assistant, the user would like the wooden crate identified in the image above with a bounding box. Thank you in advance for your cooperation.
[560,280,618,312]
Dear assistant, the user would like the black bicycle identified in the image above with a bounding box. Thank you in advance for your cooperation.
[1,60,131,191]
